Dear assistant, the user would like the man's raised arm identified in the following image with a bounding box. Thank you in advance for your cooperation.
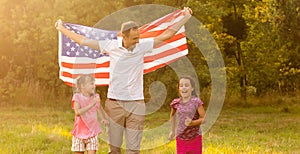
[55,19,100,50]
[153,7,192,47]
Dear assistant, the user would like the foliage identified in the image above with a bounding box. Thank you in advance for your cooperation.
[0,0,299,105]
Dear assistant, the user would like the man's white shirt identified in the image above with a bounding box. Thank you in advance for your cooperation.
[98,37,154,100]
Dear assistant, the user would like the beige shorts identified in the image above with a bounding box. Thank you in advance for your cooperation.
[105,99,145,154]
[71,135,98,152]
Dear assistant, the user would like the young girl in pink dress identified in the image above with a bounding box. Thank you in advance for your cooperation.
[71,74,108,154]
[169,76,206,154]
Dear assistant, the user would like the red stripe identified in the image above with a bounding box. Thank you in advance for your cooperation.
[61,61,110,69]
[154,32,186,48]
[140,26,185,39]
[139,10,182,33]
[62,72,109,78]
[143,56,185,74]
[140,30,164,38]
[61,33,185,69]
[64,81,108,87]
[64,82,74,87]
[144,44,187,63]
[63,57,185,87]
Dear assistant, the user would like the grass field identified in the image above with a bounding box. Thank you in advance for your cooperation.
[0,99,299,154]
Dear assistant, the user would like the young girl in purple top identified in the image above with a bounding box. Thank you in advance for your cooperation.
[169,76,206,154]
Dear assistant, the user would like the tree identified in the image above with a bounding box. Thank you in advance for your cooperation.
[242,0,300,95]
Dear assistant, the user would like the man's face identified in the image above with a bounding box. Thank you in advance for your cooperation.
[123,29,140,50]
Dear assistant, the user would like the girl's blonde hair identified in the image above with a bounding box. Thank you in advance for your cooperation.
[74,74,95,93]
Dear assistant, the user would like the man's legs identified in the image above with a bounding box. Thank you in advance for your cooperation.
[124,100,145,154]
[105,99,125,154]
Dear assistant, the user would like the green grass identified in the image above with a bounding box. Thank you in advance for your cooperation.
[0,100,299,154]
[202,107,300,154]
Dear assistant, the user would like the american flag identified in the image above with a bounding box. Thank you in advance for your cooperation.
[58,10,188,86]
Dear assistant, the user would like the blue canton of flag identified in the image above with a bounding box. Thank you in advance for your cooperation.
[61,23,118,59]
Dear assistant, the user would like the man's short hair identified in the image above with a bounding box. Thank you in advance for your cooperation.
[121,21,139,36]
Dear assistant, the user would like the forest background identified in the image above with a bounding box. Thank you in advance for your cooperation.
[0,0,299,112]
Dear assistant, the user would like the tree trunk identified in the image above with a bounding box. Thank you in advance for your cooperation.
[237,41,247,101]
[232,2,247,101]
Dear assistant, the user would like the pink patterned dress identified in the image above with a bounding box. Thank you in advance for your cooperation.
[170,96,203,154]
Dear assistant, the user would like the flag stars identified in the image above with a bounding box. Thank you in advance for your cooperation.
[91,30,96,36]
[110,33,115,38]
[62,25,118,58]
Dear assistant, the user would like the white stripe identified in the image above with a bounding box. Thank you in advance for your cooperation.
[60,49,187,76]
[176,26,185,34]
[146,37,186,56]
[143,11,182,30]
[60,56,110,64]
[59,67,109,74]
[141,26,185,39]
[60,49,187,82]
[58,31,62,67]
[60,34,186,63]
[59,76,110,85]
[143,49,188,69]
[148,16,185,32]
[141,15,172,30]
[60,36,186,75]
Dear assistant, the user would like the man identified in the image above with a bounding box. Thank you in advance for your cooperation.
[55,7,192,154]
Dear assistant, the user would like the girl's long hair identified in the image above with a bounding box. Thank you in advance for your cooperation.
[178,76,198,97]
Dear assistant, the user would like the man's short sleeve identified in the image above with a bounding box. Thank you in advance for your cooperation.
[98,40,117,54]
[138,38,154,54]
